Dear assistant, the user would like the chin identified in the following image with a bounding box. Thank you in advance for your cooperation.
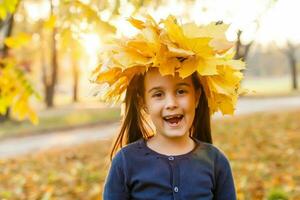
[161,130,188,138]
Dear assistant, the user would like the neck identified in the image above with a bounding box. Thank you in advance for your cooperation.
[147,133,195,156]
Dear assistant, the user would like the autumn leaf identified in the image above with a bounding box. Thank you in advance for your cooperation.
[91,15,246,115]
[4,33,31,49]
[0,58,39,125]
[94,68,122,86]
[182,22,234,54]
[177,56,198,78]
[112,50,152,68]
[0,0,18,20]
[128,17,145,30]
[44,15,56,30]
[159,57,181,76]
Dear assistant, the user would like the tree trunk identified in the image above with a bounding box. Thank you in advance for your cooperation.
[234,30,253,85]
[72,60,79,102]
[44,0,58,108]
[40,25,48,107]
[288,54,298,90]
[234,30,253,61]
[285,42,298,91]
[0,14,14,122]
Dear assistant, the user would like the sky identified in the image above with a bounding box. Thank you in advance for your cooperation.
[23,0,300,48]
[22,0,300,73]
[111,0,300,47]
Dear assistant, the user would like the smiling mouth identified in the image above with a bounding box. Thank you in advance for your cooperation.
[163,114,184,126]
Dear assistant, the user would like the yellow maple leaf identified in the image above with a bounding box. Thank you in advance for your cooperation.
[103,76,128,103]
[183,22,229,38]
[159,57,181,76]
[44,15,56,29]
[178,56,198,78]
[91,14,246,115]
[184,37,213,57]
[127,40,155,57]
[163,16,214,58]
[182,22,234,54]
[122,66,147,82]
[94,68,122,85]
[166,44,195,58]
[215,93,236,115]
[28,110,39,125]
[128,17,145,30]
[4,33,31,49]
[113,48,152,68]
[210,38,234,54]
[197,58,218,75]
[163,16,187,47]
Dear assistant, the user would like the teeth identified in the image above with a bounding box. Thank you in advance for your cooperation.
[164,114,183,120]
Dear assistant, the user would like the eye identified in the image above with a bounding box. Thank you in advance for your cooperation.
[177,89,187,95]
[152,92,163,98]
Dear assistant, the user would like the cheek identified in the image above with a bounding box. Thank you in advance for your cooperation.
[149,107,162,118]
[181,95,197,110]
[145,100,162,116]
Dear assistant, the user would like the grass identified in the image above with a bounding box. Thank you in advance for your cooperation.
[242,75,300,97]
[1,109,300,199]
[0,107,121,140]
[1,75,299,139]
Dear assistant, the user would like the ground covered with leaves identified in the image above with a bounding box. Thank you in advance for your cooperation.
[0,109,299,200]
[212,109,300,200]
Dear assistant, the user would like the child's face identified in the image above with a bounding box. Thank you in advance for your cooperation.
[143,68,200,139]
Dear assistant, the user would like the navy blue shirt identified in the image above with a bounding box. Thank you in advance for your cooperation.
[103,138,236,200]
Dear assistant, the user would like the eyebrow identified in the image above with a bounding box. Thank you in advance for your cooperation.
[148,83,192,93]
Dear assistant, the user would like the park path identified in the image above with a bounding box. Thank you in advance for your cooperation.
[1,96,300,159]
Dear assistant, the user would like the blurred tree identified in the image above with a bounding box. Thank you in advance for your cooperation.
[283,41,298,90]
[0,0,39,124]
[58,27,85,103]
[234,29,253,61]
[0,13,14,122]
[0,1,19,122]
[42,0,58,108]
[233,0,278,62]
[58,0,116,102]
[128,0,162,14]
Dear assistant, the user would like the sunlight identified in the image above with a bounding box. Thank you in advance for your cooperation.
[80,33,101,55]
[24,1,50,22]
[111,0,300,47]
[256,0,300,47]
[110,0,261,42]
[80,32,102,71]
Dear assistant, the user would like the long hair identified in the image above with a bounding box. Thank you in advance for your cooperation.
[109,71,212,160]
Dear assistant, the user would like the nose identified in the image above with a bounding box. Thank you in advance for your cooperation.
[165,94,178,110]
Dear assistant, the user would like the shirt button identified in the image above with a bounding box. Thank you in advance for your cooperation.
[174,186,179,193]
[168,156,174,161]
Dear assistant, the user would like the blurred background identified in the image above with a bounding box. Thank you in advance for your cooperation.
[0,0,299,199]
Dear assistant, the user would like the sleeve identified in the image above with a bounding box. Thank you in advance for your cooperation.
[213,149,237,200]
[103,150,130,200]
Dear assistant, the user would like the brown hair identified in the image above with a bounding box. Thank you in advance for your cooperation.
[109,71,212,160]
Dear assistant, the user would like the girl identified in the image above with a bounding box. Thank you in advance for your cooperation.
[92,15,245,200]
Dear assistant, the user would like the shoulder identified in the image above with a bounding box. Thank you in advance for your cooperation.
[194,143,237,198]
[111,139,145,176]
[193,139,231,166]
[112,139,143,163]
[193,140,233,184]
[119,139,143,155]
